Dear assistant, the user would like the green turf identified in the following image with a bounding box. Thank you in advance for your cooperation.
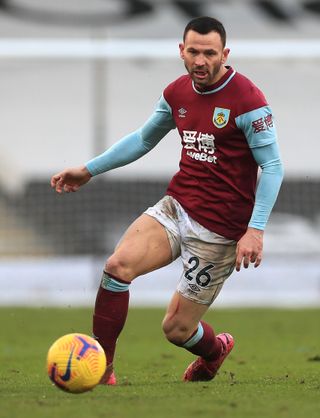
[0,307,319,418]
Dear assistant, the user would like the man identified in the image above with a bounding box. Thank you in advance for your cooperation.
[51,16,284,384]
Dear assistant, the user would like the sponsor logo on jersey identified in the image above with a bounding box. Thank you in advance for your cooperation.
[178,107,187,118]
[213,107,230,128]
[251,114,274,133]
[182,130,218,164]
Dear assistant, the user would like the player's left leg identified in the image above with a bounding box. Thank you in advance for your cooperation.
[162,291,235,382]
[161,207,237,381]
[162,291,234,382]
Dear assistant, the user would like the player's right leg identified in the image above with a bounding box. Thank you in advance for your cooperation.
[93,212,174,385]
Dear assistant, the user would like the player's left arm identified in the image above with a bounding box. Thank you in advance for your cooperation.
[235,105,284,271]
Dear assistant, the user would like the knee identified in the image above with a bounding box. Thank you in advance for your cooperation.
[104,254,134,282]
[162,317,191,346]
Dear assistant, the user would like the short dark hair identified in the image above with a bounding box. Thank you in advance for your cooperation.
[183,16,226,47]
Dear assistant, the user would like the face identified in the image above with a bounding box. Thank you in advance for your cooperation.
[180,30,229,88]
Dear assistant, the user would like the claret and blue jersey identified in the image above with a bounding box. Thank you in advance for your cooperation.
[86,66,284,241]
[163,66,282,240]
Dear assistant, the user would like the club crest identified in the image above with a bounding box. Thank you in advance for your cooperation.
[213,107,230,128]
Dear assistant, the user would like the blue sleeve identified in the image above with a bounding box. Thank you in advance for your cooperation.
[248,142,284,230]
[85,95,175,176]
[236,105,284,230]
[235,105,277,148]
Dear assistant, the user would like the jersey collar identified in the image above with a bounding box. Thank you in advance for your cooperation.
[192,66,236,95]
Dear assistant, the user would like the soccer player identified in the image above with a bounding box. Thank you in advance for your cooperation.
[51,16,284,384]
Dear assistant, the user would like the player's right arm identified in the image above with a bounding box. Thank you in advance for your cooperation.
[50,165,92,194]
[51,95,175,193]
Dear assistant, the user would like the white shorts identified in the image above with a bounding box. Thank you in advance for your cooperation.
[144,196,237,306]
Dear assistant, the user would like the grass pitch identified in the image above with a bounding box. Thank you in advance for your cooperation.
[0,307,319,418]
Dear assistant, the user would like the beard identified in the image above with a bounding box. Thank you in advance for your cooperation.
[185,61,224,88]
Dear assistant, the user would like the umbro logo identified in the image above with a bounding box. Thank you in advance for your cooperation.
[178,107,187,118]
[188,283,200,292]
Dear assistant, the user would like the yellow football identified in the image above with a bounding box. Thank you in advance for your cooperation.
[47,333,106,393]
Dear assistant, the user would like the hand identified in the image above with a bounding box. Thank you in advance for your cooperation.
[50,165,92,194]
[235,227,264,272]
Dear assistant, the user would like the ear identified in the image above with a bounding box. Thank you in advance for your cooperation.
[179,43,185,60]
[222,48,230,64]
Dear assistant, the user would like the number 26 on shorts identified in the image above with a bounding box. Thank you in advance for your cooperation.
[184,256,215,287]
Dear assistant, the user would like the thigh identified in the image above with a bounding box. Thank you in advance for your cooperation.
[111,213,173,279]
